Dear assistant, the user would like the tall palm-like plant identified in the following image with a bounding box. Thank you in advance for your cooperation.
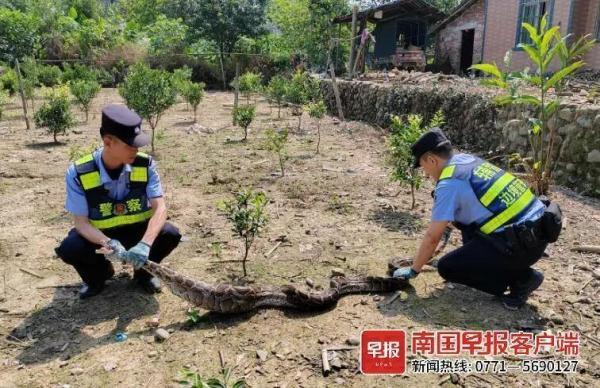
[471,15,594,195]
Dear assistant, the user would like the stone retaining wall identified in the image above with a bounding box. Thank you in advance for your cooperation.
[319,79,600,197]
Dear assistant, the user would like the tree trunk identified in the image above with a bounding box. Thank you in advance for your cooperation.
[297,114,302,131]
[193,106,197,123]
[277,104,281,119]
[14,59,31,130]
[53,130,58,144]
[316,121,321,154]
[243,126,248,141]
[218,47,227,90]
[233,60,239,125]
[410,183,415,210]
[150,121,156,153]
[279,153,285,177]
[348,5,358,79]
[242,237,250,277]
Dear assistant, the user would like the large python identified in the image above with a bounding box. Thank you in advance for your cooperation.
[141,261,408,314]
[99,226,454,314]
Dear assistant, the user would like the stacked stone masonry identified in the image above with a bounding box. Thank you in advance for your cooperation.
[319,78,600,197]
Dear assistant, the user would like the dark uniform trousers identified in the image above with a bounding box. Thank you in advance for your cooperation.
[437,229,547,296]
[55,221,181,288]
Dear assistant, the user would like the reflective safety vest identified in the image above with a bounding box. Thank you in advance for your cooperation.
[437,156,536,235]
[74,152,154,230]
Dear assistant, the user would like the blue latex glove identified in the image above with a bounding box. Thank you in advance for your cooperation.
[126,241,151,269]
[393,267,419,280]
[103,239,127,261]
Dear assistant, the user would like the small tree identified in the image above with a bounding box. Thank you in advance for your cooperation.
[232,104,256,141]
[306,100,326,154]
[264,128,289,177]
[266,75,287,119]
[238,71,262,104]
[217,189,269,277]
[37,65,63,87]
[69,80,101,122]
[0,89,8,121]
[182,81,205,123]
[471,15,593,195]
[119,63,177,152]
[179,366,246,388]
[285,70,319,131]
[172,66,193,95]
[34,86,74,144]
[387,110,445,209]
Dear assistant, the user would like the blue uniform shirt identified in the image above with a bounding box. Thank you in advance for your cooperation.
[65,148,163,217]
[431,154,545,231]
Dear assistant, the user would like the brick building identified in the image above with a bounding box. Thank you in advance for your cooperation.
[432,0,600,74]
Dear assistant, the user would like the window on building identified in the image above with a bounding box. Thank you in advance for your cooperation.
[515,0,555,46]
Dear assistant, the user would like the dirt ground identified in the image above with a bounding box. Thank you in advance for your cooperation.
[0,89,599,388]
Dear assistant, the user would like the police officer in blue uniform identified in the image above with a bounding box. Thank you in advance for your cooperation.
[55,105,181,299]
[393,129,561,310]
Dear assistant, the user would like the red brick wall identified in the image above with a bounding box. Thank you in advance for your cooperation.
[573,0,600,68]
[483,0,573,71]
[435,0,486,73]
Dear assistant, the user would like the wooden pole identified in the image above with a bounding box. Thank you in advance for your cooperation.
[348,5,358,79]
[233,58,240,125]
[352,37,366,76]
[327,40,345,122]
[218,48,227,90]
[337,23,342,69]
[329,63,345,122]
[14,59,31,130]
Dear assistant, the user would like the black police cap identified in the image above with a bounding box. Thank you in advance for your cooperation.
[410,128,452,168]
[100,104,149,148]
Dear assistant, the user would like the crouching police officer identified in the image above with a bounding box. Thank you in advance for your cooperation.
[393,129,562,310]
[55,105,182,299]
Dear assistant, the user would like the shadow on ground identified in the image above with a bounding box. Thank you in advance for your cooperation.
[24,141,68,150]
[378,281,547,331]
[369,207,423,235]
[8,277,159,365]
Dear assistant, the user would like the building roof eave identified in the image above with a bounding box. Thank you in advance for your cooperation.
[429,0,480,35]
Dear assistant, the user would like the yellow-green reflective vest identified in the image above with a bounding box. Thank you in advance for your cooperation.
[74,152,154,230]
[437,156,536,234]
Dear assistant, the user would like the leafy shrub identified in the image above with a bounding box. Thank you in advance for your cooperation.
[0,68,18,96]
[37,65,63,87]
[34,86,74,143]
[181,81,205,123]
[232,104,256,141]
[69,79,101,122]
[118,62,177,152]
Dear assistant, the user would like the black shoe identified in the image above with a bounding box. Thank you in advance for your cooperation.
[79,283,104,299]
[502,270,544,310]
[138,276,162,294]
